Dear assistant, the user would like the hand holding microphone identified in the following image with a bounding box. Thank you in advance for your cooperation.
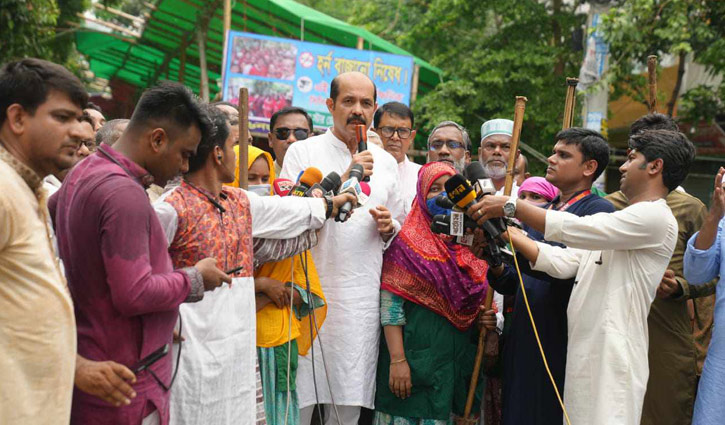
[356,124,370,182]
[336,163,365,222]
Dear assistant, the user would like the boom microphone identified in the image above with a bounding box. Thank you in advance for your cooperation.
[356,124,370,182]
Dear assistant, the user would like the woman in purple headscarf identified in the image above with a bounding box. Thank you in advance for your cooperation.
[518,176,559,207]
[373,162,495,425]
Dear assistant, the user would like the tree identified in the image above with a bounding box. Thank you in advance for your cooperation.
[600,0,725,120]
[0,0,60,63]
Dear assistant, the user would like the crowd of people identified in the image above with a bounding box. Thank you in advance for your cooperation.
[229,38,297,81]
[1,57,723,425]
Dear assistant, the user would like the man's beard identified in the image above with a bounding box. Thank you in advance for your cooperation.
[483,161,507,180]
[427,154,467,173]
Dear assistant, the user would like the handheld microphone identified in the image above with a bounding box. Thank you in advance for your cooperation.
[290,167,323,197]
[435,194,455,210]
[444,174,478,210]
[355,124,370,182]
[358,181,371,205]
[336,164,364,222]
[273,178,295,197]
[305,171,342,198]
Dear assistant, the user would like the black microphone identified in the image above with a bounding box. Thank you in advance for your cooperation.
[355,124,370,182]
[336,164,364,222]
[464,161,488,181]
[435,194,455,210]
[305,171,342,198]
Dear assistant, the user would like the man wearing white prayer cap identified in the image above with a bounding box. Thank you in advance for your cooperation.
[479,118,520,195]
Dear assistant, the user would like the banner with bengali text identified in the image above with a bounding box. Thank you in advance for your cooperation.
[222,31,415,131]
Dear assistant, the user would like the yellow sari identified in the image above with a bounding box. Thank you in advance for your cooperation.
[228,145,326,354]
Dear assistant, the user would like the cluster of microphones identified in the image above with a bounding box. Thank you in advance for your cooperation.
[429,162,510,267]
[273,165,370,223]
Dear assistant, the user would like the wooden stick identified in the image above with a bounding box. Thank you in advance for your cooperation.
[504,96,528,195]
[238,87,249,190]
[461,96,527,424]
[648,55,657,113]
[562,77,578,130]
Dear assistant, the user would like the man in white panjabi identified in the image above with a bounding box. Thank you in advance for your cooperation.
[479,118,521,196]
[373,101,420,218]
[281,72,405,425]
[469,129,695,425]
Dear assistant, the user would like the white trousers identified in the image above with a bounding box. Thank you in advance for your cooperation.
[299,404,361,425]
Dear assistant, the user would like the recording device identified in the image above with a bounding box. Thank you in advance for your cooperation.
[306,171,342,198]
[355,124,370,182]
[441,174,507,266]
[290,167,324,197]
[133,344,170,373]
[336,164,364,222]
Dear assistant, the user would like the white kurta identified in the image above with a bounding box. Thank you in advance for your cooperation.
[281,129,406,409]
[531,200,677,425]
[398,156,422,219]
[154,189,326,425]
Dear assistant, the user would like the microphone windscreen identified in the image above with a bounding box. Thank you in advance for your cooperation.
[273,179,294,196]
[299,167,323,187]
[320,171,342,193]
[444,174,477,209]
[359,181,371,196]
[464,161,488,181]
[349,163,364,181]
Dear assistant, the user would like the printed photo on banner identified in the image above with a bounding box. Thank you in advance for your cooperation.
[229,37,297,81]
[226,77,293,119]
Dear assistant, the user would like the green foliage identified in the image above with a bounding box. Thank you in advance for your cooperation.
[0,0,60,63]
[384,0,586,156]
[600,0,725,118]
[678,83,725,125]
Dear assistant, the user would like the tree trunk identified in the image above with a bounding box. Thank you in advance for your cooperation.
[552,0,564,76]
[667,51,687,116]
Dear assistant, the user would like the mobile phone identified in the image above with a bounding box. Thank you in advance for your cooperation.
[133,344,170,373]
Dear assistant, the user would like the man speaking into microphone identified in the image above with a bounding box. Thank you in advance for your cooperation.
[281,71,406,425]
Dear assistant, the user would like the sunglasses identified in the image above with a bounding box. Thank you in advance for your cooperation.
[274,127,310,141]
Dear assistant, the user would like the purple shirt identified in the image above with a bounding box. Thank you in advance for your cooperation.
[51,144,193,425]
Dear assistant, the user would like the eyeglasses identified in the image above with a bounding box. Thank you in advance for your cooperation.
[274,127,310,141]
[379,126,412,139]
[481,142,511,153]
[428,139,465,151]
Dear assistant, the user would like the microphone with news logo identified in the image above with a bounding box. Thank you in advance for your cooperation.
[306,171,342,198]
[273,178,295,197]
[335,163,365,222]
[290,167,323,197]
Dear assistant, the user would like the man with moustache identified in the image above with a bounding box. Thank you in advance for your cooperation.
[470,129,694,425]
[43,113,95,196]
[426,120,470,173]
[374,102,420,217]
[0,57,87,425]
[281,71,406,425]
[486,128,614,425]
[478,119,520,195]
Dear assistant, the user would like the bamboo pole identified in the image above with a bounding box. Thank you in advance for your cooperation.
[648,55,657,113]
[461,96,527,424]
[198,28,209,101]
[238,88,249,190]
[562,77,578,130]
[222,0,232,81]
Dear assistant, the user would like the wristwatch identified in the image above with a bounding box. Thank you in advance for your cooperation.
[324,195,334,219]
[503,195,517,218]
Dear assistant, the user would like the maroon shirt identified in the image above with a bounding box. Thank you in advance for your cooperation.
[51,144,195,425]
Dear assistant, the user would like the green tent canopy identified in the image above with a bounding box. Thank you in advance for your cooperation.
[76,0,443,98]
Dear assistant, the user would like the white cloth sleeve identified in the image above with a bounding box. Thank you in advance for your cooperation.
[531,242,585,280]
[494,290,504,334]
[152,200,179,247]
[247,190,326,238]
[544,202,671,251]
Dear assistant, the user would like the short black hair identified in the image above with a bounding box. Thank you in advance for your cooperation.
[128,81,211,144]
[0,58,88,126]
[85,101,103,114]
[373,101,414,128]
[79,112,94,127]
[628,129,695,191]
[629,113,679,137]
[554,127,610,181]
[96,119,129,146]
[270,106,313,132]
[330,73,377,103]
[188,106,230,174]
[211,101,239,126]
